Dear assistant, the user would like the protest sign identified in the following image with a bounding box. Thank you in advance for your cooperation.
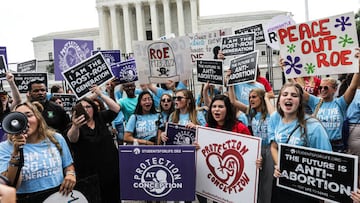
[278,12,359,78]
[196,126,261,203]
[13,72,48,93]
[196,59,223,85]
[132,36,192,84]
[264,15,296,50]
[221,33,256,57]
[119,145,196,201]
[54,39,93,81]
[62,52,114,99]
[0,55,7,80]
[52,93,77,113]
[234,24,265,43]
[111,59,138,84]
[278,144,358,203]
[17,59,37,72]
[165,123,196,145]
[227,51,259,86]
[187,28,232,63]
[92,50,121,65]
[0,46,7,66]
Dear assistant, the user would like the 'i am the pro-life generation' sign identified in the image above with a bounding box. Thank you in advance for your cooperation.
[227,51,259,86]
[278,144,358,203]
[278,12,359,79]
[196,59,223,85]
[119,145,196,201]
[62,52,114,99]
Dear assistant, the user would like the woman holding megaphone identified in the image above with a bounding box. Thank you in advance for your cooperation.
[0,101,76,202]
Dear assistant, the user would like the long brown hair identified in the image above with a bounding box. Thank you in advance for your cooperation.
[248,88,268,122]
[12,101,62,154]
[171,89,199,125]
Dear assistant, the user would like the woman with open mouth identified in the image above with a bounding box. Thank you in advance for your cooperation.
[269,82,332,203]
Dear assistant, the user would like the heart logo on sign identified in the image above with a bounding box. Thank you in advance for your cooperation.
[206,149,244,188]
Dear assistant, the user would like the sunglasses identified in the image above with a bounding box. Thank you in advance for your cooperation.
[318,86,331,91]
[161,98,172,102]
[172,96,187,101]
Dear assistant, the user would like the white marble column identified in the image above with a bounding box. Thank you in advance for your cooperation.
[162,0,171,35]
[149,0,159,40]
[176,0,185,36]
[122,3,132,54]
[97,6,110,49]
[135,1,145,41]
[109,5,120,49]
[190,0,198,33]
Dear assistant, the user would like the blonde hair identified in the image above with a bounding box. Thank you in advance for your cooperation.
[321,77,338,88]
[171,89,199,125]
[11,102,63,154]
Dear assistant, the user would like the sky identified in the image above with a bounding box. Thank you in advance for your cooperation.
[0,0,359,65]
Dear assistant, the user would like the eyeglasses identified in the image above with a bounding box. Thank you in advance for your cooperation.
[172,96,186,101]
[161,98,172,102]
[83,105,92,109]
[318,86,332,91]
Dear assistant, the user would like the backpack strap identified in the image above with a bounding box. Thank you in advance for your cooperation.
[312,98,323,117]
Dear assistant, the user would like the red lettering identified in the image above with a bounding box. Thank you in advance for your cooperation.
[318,19,331,36]
[163,47,169,58]
[278,28,288,44]
[316,50,353,67]
[149,47,170,59]
[287,26,298,42]
[301,40,312,54]
[299,23,312,40]
[149,48,156,59]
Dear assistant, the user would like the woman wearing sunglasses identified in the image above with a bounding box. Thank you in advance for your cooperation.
[160,89,206,143]
[156,94,175,144]
[302,49,360,152]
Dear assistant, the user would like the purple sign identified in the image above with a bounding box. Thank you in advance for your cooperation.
[53,39,93,81]
[111,59,138,84]
[92,50,121,65]
[0,55,8,80]
[165,123,196,145]
[0,46,7,66]
[119,145,196,201]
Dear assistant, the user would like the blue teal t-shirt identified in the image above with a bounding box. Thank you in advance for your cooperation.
[0,133,73,194]
[118,96,138,122]
[308,95,347,141]
[347,89,360,123]
[168,111,206,126]
[268,112,332,151]
[125,113,160,141]
[237,112,248,126]
[234,82,264,105]
[251,112,270,146]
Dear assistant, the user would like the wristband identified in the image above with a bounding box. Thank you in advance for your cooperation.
[66,170,76,177]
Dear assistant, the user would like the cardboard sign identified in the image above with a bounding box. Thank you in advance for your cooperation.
[196,59,223,85]
[62,53,114,99]
[221,33,256,57]
[278,12,359,78]
[92,50,121,65]
[0,55,7,80]
[278,144,358,203]
[165,123,196,145]
[196,126,261,203]
[234,24,265,43]
[111,59,138,84]
[227,51,259,86]
[17,59,37,72]
[52,93,77,113]
[132,36,192,84]
[54,39,94,81]
[119,145,196,201]
[13,72,48,93]
[187,28,232,63]
[264,15,296,50]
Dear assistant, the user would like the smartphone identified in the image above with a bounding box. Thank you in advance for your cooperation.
[73,103,90,121]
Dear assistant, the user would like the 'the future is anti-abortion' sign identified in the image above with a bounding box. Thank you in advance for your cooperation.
[278,144,358,203]
[196,59,223,85]
[227,51,259,86]
[13,72,48,93]
[62,53,114,99]
[278,12,359,78]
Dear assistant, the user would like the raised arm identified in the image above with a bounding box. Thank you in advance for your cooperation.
[343,48,360,104]
[6,72,21,110]
[90,85,120,113]
[202,82,212,108]
[264,92,275,114]
[228,85,248,113]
